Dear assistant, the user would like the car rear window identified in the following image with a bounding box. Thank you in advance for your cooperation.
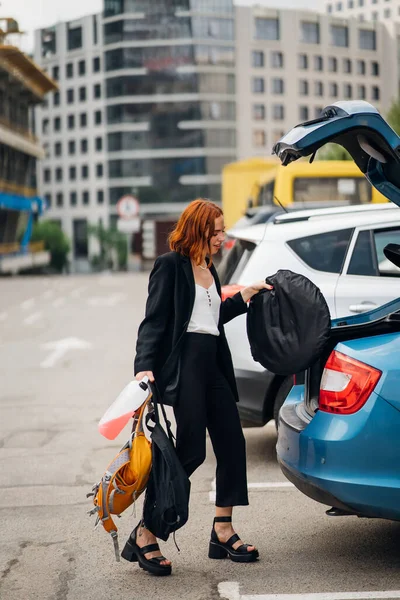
[218,239,256,285]
[287,228,353,273]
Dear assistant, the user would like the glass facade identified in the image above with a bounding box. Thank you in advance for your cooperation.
[103,0,235,205]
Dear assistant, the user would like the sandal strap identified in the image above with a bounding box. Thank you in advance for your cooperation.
[150,556,167,564]
[140,543,160,555]
[214,516,232,523]
[226,533,240,547]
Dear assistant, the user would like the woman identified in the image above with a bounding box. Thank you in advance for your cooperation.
[122,199,272,576]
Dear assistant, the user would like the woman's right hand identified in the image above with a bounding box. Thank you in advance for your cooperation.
[135,371,155,382]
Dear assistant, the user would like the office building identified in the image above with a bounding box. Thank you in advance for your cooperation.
[323,0,400,24]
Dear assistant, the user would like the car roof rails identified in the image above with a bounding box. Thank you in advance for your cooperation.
[273,202,397,225]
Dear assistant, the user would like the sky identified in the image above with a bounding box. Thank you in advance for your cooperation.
[0,0,321,53]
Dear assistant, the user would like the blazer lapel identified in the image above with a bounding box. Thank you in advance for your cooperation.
[210,263,222,297]
[180,255,195,318]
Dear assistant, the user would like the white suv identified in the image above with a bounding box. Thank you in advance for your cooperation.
[218,203,400,428]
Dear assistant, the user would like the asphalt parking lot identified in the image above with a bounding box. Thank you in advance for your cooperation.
[1,272,400,600]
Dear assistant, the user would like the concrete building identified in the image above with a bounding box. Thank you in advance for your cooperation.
[236,6,396,160]
[33,14,107,269]
[322,0,400,25]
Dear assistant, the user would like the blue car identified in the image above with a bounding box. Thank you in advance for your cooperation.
[274,101,400,521]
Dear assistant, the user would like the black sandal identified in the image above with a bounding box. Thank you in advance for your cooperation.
[121,523,172,576]
[208,516,259,563]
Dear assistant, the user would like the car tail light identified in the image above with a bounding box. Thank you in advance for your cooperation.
[221,284,245,301]
[224,238,236,251]
[319,350,381,415]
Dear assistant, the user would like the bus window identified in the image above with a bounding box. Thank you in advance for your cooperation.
[293,177,372,204]
[257,181,274,206]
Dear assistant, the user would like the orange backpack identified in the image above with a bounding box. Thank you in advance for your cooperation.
[87,399,152,561]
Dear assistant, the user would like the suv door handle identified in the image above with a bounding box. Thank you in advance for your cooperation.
[349,302,378,314]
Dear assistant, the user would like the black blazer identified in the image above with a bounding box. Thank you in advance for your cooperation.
[134,251,248,406]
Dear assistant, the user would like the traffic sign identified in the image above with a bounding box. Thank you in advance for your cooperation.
[116,195,139,220]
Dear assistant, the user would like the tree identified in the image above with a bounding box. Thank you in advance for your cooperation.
[88,223,128,271]
[386,98,400,136]
[317,143,352,161]
[31,220,70,273]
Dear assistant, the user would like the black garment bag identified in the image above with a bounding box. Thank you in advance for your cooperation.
[246,269,331,376]
[143,382,190,541]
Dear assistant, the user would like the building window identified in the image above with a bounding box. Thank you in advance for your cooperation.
[348,0,354,6]
[336,1,343,8]
[78,60,86,75]
[328,57,337,72]
[67,88,74,103]
[299,106,309,121]
[97,190,104,204]
[80,113,87,127]
[52,65,59,80]
[271,51,284,68]
[56,192,63,207]
[55,168,63,182]
[299,80,309,95]
[53,91,60,106]
[314,55,323,71]
[359,29,376,50]
[358,84,366,99]
[81,139,88,153]
[44,193,52,208]
[372,11,378,20]
[344,83,353,98]
[315,106,323,118]
[252,50,264,68]
[68,140,75,155]
[66,62,73,78]
[95,137,103,151]
[371,61,380,76]
[54,117,61,131]
[70,191,77,206]
[329,82,338,97]
[252,77,265,93]
[55,142,62,156]
[359,0,364,5]
[330,24,349,47]
[253,104,265,120]
[255,17,279,41]
[93,56,101,72]
[67,25,83,51]
[79,86,86,101]
[272,78,284,94]
[42,118,49,134]
[73,219,88,258]
[327,3,332,12]
[94,83,101,99]
[94,110,102,125]
[82,191,89,205]
[69,166,76,181]
[300,22,320,44]
[44,168,51,182]
[68,114,75,129]
[372,85,380,100]
[96,164,104,177]
[357,59,366,75]
[343,58,352,73]
[384,8,390,17]
[315,81,324,96]
[253,130,266,148]
[272,104,285,120]
[81,165,89,179]
[298,54,308,69]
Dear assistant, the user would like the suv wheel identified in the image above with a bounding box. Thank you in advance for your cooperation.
[273,376,294,431]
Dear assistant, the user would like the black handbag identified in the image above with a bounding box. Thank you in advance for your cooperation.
[246,269,331,376]
[143,382,190,542]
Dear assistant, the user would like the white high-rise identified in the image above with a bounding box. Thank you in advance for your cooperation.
[322,0,400,25]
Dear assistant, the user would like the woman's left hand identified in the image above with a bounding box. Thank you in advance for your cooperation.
[241,281,273,303]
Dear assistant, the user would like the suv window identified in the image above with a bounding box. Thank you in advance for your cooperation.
[218,239,256,285]
[287,228,353,273]
[348,227,400,276]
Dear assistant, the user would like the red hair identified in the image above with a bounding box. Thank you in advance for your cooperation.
[169,199,223,266]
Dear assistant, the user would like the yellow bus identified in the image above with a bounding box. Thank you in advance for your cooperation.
[222,158,388,229]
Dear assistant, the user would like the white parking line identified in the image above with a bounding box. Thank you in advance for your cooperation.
[218,582,400,600]
[20,298,35,310]
[209,479,294,502]
[24,312,43,325]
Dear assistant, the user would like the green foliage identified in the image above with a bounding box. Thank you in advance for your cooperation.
[88,223,128,271]
[317,144,352,161]
[31,220,70,272]
[386,98,400,136]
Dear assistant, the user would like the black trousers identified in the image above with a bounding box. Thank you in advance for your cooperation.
[173,333,249,507]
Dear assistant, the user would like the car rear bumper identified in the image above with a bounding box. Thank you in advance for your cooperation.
[277,386,400,521]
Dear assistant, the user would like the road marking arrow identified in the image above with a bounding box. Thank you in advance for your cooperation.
[40,337,92,368]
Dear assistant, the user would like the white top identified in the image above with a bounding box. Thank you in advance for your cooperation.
[187,280,221,337]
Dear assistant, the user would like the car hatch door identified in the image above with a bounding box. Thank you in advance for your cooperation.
[273,101,400,207]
